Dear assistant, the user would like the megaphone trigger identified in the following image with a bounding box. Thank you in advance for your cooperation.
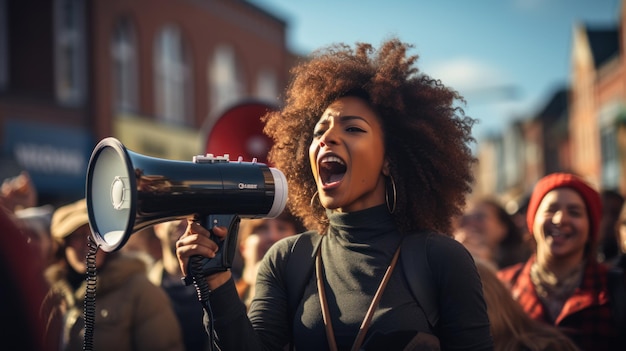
[186,214,241,278]
[182,215,240,286]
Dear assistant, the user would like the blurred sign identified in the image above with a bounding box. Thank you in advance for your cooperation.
[114,114,203,161]
[2,119,93,197]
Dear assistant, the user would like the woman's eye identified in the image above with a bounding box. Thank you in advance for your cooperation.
[312,129,325,138]
[542,207,557,216]
[569,210,583,218]
[346,126,365,133]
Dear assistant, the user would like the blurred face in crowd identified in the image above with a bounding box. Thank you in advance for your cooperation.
[461,202,507,249]
[532,188,590,261]
[65,224,106,273]
[309,96,388,213]
[243,218,298,262]
[154,220,187,254]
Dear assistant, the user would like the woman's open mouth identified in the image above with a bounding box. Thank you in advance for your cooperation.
[319,155,346,188]
[547,229,573,241]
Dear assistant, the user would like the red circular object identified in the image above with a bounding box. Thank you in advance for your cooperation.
[205,102,277,165]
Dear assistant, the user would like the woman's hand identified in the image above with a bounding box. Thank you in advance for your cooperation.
[176,219,232,289]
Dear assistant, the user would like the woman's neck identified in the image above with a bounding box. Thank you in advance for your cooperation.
[536,250,585,279]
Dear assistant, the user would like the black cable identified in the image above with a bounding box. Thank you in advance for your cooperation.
[83,235,99,351]
[185,215,239,351]
[190,255,219,351]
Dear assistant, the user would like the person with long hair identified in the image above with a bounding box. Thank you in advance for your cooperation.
[176,38,492,350]
[475,258,579,350]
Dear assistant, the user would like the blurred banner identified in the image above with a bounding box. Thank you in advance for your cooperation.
[2,119,93,197]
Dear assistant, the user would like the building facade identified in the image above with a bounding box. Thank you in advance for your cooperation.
[0,0,293,205]
[476,0,626,210]
[570,2,625,192]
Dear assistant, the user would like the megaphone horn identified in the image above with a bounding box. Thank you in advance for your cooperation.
[85,137,288,252]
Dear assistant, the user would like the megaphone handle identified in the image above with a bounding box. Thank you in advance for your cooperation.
[184,215,241,351]
[183,214,241,285]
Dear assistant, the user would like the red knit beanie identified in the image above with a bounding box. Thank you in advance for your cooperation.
[526,173,602,241]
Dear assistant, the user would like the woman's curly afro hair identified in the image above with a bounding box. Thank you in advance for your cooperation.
[262,37,477,235]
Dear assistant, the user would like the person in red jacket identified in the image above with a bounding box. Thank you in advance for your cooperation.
[497,172,621,350]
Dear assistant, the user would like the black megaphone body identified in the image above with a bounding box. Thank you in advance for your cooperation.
[85,137,288,273]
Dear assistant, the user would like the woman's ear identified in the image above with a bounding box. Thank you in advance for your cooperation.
[382,158,390,177]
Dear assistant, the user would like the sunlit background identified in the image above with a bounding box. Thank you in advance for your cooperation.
[0,0,624,214]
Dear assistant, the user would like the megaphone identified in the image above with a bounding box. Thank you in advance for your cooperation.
[85,137,288,254]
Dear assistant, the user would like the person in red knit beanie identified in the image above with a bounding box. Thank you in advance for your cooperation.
[498,172,621,350]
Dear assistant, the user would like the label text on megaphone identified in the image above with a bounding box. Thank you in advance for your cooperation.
[238,183,258,189]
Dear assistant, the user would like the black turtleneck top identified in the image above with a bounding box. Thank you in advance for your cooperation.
[206,205,493,350]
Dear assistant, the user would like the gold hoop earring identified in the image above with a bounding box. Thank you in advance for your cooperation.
[310,191,329,224]
[310,190,320,208]
[386,175,397,214]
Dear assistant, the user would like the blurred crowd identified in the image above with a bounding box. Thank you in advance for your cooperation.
[0,171,305,351]
[1,169,625,350]
[454,174,625,350]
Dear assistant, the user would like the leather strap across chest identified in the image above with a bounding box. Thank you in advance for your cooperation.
[315,241,403,351]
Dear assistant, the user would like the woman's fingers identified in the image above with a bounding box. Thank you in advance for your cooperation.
[176,219,229,276]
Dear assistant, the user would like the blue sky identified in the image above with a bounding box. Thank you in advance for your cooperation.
[249,0,621,141]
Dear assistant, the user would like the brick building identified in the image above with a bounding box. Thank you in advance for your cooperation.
[570,0,626,193]
[0,0,294,205]
[475,0,626,210]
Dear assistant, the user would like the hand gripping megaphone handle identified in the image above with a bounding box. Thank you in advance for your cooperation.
[183,214,241,291]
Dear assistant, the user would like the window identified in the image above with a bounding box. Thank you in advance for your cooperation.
[54,0,86,105]
[111,17,138,113]
[255,68,278,103]
[601,126,619,188]
[599,103,622,188]
[209,44,245,118]
[502,123,524,188]
[154,25,192,125]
